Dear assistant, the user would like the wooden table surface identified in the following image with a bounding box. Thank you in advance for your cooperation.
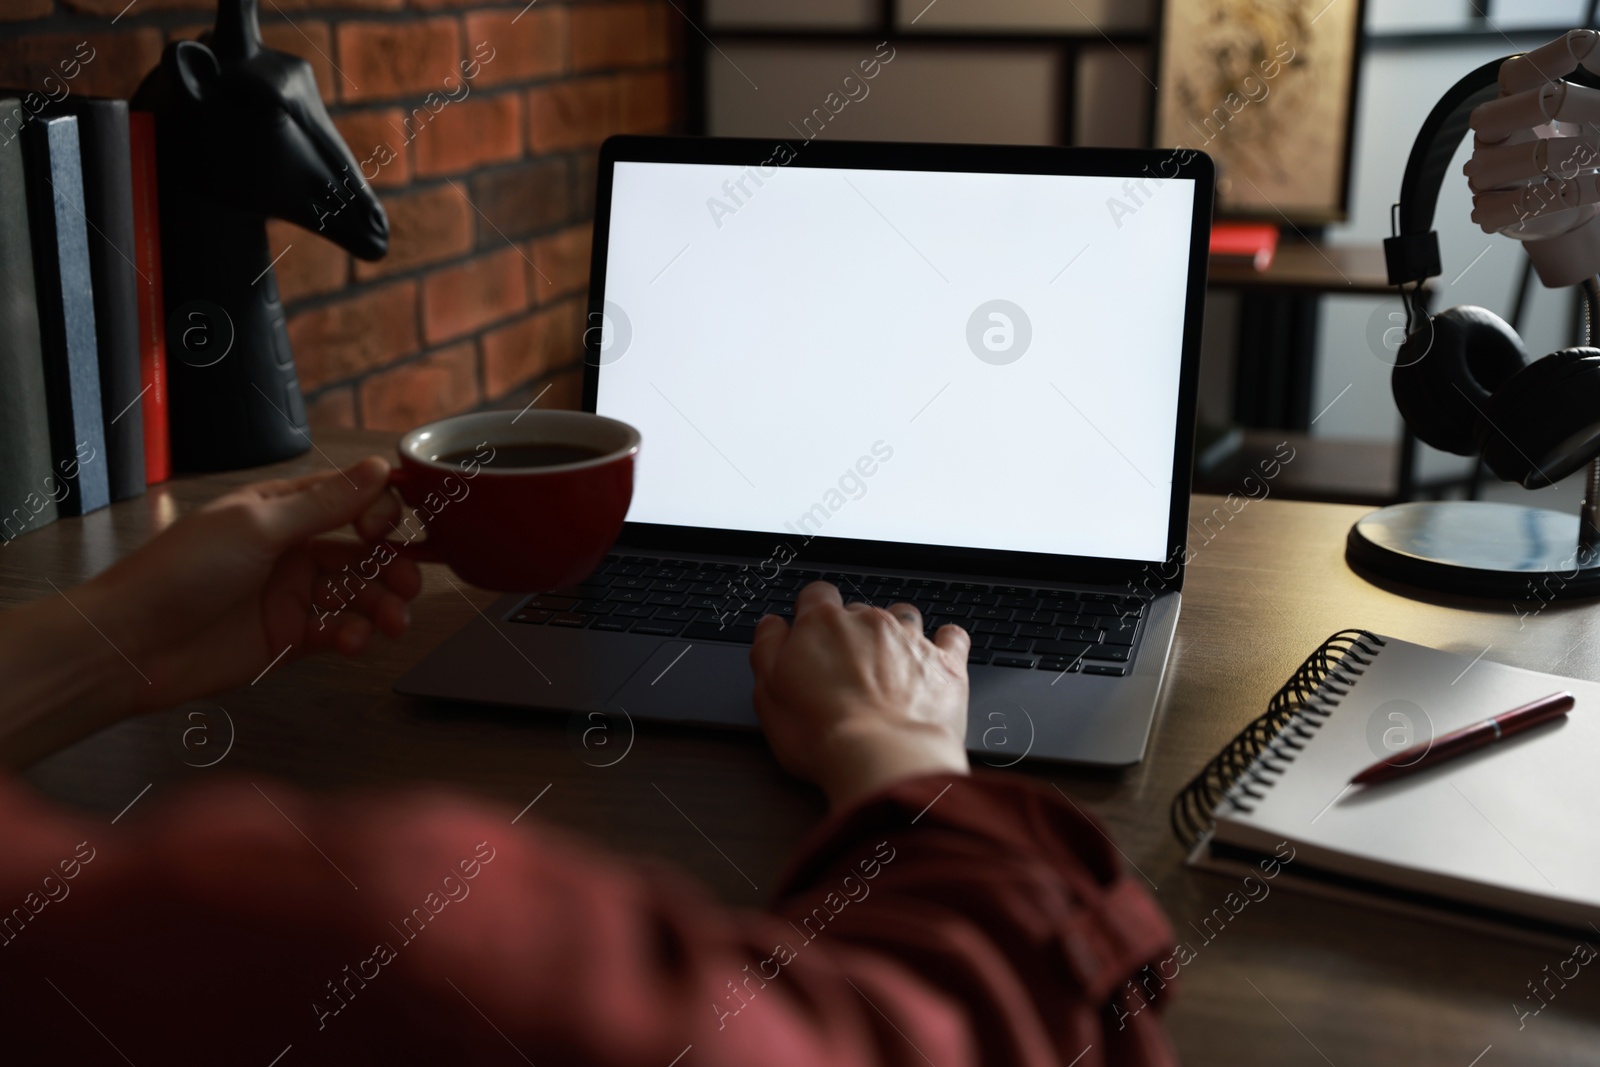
[5,429,1599,1065]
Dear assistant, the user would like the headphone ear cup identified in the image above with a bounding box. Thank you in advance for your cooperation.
[1478,347,1600,486]
[1391,306,1530,456]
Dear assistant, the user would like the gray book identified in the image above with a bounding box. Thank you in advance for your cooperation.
[22,113,109,517]
[45,97,145,502]
[0,97,59,541]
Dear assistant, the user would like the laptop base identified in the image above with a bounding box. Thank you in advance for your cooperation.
[394,588,1178,766]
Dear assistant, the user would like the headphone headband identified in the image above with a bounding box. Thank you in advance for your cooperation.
[1384,58,1509,288]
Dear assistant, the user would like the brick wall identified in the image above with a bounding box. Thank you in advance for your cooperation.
[0,0,682,431]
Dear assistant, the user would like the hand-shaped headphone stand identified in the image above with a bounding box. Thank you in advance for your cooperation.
[1348,30,1600,599]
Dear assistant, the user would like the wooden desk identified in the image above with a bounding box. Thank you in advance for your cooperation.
[4,430,1598,1064]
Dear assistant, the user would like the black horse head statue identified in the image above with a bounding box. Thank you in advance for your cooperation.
[134,0,389,470]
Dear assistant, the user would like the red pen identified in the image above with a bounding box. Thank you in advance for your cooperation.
[1350,691,1575,786]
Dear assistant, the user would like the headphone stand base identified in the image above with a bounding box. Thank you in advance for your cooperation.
[1347,500,1600,600]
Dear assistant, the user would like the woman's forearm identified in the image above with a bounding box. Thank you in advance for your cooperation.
[0,768,1177,1065]
[0,587,143,769]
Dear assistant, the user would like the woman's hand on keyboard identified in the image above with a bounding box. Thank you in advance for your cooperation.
[749,580,970,810]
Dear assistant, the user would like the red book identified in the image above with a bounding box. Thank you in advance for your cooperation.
[128,110,170,485]
[1210,221,1279,272]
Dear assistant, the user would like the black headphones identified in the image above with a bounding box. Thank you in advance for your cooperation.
[1387,58,1600,488]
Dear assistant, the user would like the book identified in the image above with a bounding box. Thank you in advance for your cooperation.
[0,97,59,543]
[45,97,145,501]
[128,110,169,486]
[1209,221,1279,271]
[21,114,109,517]
[1173,631,1600,944]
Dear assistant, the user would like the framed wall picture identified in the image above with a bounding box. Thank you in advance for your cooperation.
[1154,0,1367,223]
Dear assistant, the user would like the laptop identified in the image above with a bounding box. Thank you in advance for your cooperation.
[396,136,1214,766]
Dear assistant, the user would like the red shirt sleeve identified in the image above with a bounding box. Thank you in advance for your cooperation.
[0,770,1177,1066]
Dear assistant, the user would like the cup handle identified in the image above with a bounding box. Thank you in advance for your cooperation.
[378,466,444,562]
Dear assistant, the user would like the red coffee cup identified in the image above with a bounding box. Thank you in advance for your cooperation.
[383,410,639,592]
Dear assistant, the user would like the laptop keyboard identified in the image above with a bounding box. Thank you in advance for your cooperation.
[506,555,1147,676]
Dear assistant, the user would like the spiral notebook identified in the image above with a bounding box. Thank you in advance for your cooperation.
[1173,631,1600,942]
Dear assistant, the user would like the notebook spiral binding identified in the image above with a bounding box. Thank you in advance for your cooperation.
[1169,629,1388,849]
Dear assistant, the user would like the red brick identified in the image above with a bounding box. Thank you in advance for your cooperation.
[462,7,565,88]
[618,69,675,133]
[527,77,619,152]
[574,150,597,217]
[412,92,522,178]
[480,313,549,401]
[422,247,528,345]
[263,0,401,11]
[557,297,585,361]
[529,224,590,303]
[0,30,163,100]
[267,219,347,304]
[481,301,583,398]
[359,343,480,431]
[64,0,207,14]
[571,2,672,71]
[288,281,419,391]
[334,109,410,190]
[468,159,569,243]
[1,0,54,20]
[541,365,585,410]
[337,18,460,105]
[305,387,357,431]
[354,184,474,281]
[101,0,395,10]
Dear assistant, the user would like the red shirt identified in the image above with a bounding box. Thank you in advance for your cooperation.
[0,771,1178,1065]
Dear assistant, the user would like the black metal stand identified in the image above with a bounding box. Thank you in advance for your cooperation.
[1346,485,1600,600]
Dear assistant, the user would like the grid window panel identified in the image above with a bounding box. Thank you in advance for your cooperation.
[707,44,1059,145]
[894,0,1155,34]
[1075,46,1152,147]
[705,0,881,31]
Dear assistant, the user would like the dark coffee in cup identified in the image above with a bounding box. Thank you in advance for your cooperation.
[437,443,608,469]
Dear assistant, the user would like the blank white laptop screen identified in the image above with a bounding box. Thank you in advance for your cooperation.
[594,160,1194,564]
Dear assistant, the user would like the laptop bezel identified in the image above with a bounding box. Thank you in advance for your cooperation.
[582,135,1213,593]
